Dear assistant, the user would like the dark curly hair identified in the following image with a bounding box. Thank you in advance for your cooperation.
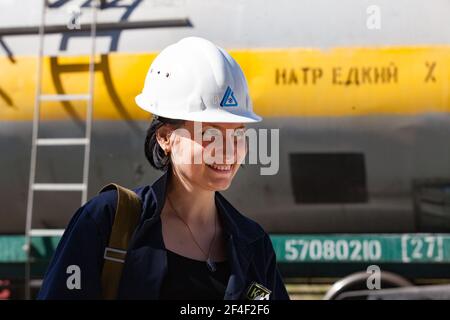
[144,115,185,171]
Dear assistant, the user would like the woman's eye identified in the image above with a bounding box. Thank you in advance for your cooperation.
[233,129,246,138]
[203,128,222,139]
[202,128,246,140]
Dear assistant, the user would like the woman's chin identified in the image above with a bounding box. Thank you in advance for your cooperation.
[203,164,237,190]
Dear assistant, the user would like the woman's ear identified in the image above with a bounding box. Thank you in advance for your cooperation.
[156,125,173,155]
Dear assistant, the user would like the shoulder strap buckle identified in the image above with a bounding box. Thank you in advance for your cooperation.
[104,247,127,263]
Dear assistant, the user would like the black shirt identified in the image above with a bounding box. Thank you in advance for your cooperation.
[159,249,231,300]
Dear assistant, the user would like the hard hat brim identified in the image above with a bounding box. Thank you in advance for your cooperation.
[135,94,262,123]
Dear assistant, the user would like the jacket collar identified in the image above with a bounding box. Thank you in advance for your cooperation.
[136,169,264,246]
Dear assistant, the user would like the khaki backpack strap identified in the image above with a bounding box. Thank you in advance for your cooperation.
[99,183,142,299]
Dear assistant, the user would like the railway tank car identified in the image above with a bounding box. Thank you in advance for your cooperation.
[0,0,449,235]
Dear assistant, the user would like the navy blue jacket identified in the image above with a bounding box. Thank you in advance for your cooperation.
[38,171,290,300]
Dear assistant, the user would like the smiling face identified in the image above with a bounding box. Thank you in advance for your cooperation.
[157,121,247,191]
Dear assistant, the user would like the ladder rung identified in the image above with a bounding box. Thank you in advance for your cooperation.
[30,229,65,237]
[36,138,89,146]
[29,279,44,288]
[33,183,87,191]
[40,94,91,101]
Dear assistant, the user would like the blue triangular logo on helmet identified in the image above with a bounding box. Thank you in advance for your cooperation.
[220,86,238,107]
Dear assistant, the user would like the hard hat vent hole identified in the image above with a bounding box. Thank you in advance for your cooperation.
[157,71,160,74]
[150,69,153,73]
[166,73,170,78]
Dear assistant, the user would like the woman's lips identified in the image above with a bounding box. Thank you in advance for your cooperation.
[206,163,234,174]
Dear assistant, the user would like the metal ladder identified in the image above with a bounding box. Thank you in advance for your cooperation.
[24,0,99,299]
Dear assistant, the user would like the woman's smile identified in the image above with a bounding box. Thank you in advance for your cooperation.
[206,163,234,174]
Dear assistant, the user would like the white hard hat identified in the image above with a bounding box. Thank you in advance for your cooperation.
[135,37,262,123]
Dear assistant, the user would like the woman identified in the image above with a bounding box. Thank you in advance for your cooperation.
[38,37,289,300]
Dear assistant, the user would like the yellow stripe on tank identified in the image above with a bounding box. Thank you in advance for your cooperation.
[0,47,449,121]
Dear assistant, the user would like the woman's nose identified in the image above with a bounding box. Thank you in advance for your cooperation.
[223,135,237,164]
